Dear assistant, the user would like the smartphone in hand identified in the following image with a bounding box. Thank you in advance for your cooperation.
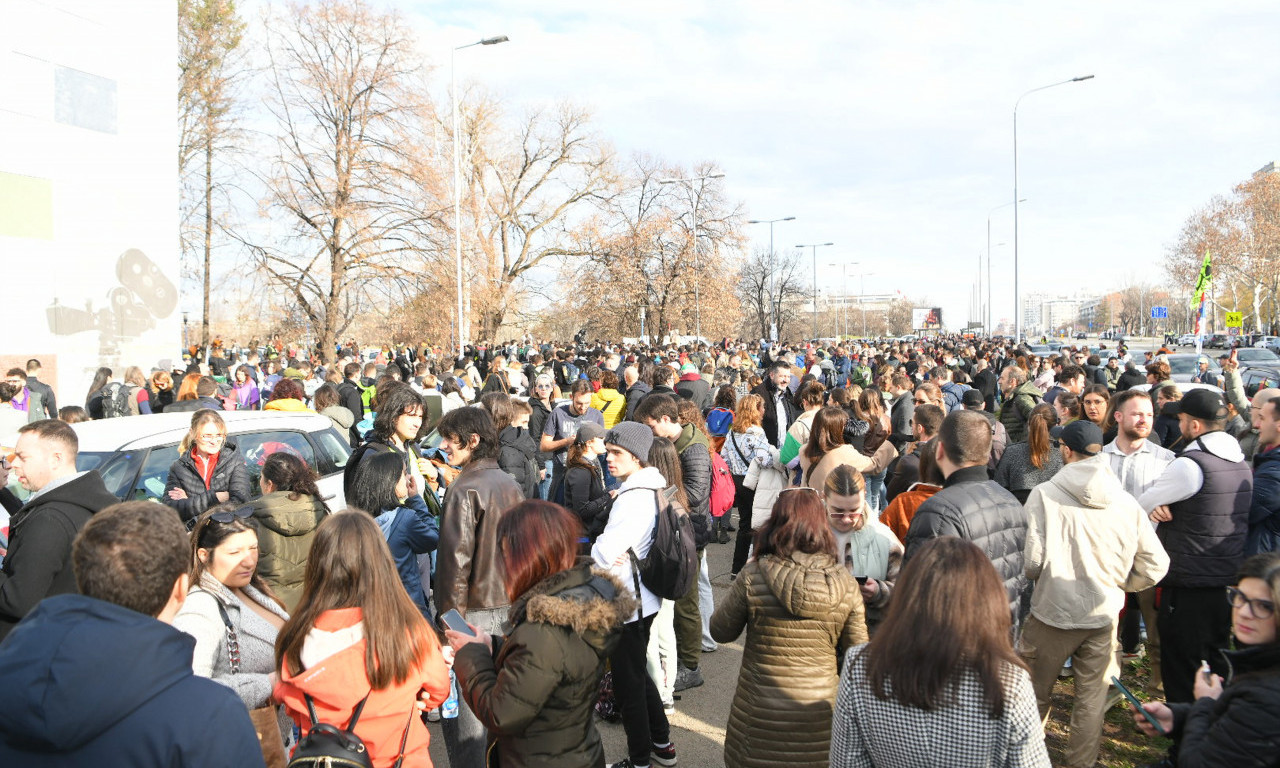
[1111,676,1165,735]
[439,608,475,637]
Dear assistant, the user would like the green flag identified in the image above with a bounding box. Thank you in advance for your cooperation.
[1192,251,1211,303]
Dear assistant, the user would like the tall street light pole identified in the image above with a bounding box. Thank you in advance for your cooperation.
[829,260,860,339]
[747,216,795,343]
[987,198,1024,336]
[659,172,725,341]
[453,34,509,354]
[797,242,834,341]
[1013,74,1093,344]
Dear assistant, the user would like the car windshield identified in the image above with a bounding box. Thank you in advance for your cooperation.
[1238,349,1279,362]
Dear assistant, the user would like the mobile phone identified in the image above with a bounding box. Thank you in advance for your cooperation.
[1111,676,1165,735]
[854,576,869,585]
[439,608,475,636]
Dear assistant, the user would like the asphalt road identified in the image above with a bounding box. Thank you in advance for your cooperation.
[426,520,745,768]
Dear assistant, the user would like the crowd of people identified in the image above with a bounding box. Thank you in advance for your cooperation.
[0,331,1278,768]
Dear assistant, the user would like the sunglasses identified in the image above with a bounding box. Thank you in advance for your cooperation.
[779,486,819,497]
[210,505,254,524]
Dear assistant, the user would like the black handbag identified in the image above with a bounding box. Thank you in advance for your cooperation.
[288,692,414,768]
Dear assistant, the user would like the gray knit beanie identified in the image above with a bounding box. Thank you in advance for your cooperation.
[605,422,654,464]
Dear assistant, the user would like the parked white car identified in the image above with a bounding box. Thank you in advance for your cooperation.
[72,411,351,509]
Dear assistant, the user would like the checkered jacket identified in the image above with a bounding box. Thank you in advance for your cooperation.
[830,645,1050,768]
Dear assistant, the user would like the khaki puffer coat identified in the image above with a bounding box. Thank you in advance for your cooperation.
[250,490,326,611]
[710,551,868,768]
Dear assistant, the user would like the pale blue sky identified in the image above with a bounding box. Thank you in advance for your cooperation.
[234,0,1280,332]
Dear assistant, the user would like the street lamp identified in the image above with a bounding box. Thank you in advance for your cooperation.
[453,34,509,353]
[1013,74,1093,343]
[747,216,795,342]
[987,198,1024,335]
[797,242,834,340]
[659,172,725,341]
[829,260,861,339]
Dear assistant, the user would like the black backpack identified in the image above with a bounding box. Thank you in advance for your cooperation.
[288,692,413,768]
[626,486,697,601]
[97,382,132,419]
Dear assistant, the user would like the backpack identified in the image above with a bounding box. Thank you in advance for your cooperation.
[626,486,697,600]
[97,382,132,419]
[288,692,413,768]
[709,451,735,519]
[358,382,377,416]
[705,407,734,437]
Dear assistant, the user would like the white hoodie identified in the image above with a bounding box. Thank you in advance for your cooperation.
[1137,430,1246,513]
[591,465,665,622]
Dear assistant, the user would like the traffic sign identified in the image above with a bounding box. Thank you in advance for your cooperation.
[1225,311,1243,327]
[1150,306,1168,319]
[1229,326,1241,336]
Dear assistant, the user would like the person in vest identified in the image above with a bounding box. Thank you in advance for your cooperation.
[1138,388,1253,703]
[997,365,1043,444]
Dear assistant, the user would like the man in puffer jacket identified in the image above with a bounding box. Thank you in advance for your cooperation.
[997,365,1042,444]
[905,410,1031,626]
[1247,398,1280,555]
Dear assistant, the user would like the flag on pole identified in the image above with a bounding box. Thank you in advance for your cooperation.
[1193,251,1211,342]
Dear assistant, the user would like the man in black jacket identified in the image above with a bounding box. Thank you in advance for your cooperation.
[337,361,365,446]
[905,410,1030,625]
[23,359,57,419]
[622,365,651,422]
[887,373,916,449]
[635,393,713,693]
[0,420,118,640]
[973,357,999,413]
[163,376,225,413]
[884,403,945,504]
[752,361,798,448]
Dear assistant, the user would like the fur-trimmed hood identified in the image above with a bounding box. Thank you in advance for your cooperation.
[508,560,637,656]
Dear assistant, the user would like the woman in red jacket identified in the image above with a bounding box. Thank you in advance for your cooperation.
[275,511,450,768]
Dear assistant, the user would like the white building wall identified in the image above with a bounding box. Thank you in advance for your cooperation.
[0,0,178,403]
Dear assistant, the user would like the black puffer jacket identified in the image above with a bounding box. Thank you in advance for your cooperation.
[453,563,636,768]
[162,443,252,525]
[904,465,1030,622]
[498,426,539,499]
[1167,642,1280,767]
[674,424,713,548]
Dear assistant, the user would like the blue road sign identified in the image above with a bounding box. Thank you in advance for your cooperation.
[1150,306,1168,319]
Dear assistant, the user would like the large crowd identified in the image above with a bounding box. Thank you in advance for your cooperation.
[0,333,1278,768]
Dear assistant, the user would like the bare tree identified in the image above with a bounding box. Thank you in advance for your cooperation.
[249,0,447,362]
[179,0,246,348]
[457,96,617,340]
[736,245,806,341]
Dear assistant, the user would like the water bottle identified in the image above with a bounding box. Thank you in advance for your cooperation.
[441,670,459,719]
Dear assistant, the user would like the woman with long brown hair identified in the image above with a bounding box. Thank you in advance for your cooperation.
[711,487,868,768]
[722,394,772,577]
[994,403,1065,504]
[799,406,886,492]
[274,511,450,768]
[830,537,1049,767]
[446,501,635,768]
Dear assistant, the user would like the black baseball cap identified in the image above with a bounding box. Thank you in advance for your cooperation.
[1169,388,1229,421]
[1050,420,1104,456]
[962,389,985,407]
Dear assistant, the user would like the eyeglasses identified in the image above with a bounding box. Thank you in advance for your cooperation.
[828,510,862,521]
[210,505,254,524]
[197,432,227,442]
[1227,586,1275,619]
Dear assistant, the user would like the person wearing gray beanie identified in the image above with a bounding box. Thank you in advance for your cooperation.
[606,422,654,464]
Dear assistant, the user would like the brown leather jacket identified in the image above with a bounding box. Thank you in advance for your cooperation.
[436,458,525,616]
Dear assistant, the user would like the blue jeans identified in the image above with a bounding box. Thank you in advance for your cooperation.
[865,468,888,514]
[538,459,553,500]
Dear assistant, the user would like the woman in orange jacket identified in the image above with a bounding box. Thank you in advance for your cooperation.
[275,511,450,768]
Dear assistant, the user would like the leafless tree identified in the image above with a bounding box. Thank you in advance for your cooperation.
[736,245,806,341]
[248,0,447,362]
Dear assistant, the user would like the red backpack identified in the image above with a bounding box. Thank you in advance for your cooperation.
[709,451,735,519]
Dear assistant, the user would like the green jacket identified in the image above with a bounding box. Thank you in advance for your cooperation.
[998,381,1043,444]
[454,563,636,768]
[250,491,326,611]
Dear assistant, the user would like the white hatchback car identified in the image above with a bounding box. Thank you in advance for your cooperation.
[72,411,351,509]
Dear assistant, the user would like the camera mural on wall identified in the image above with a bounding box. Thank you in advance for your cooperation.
[46,248,177,369]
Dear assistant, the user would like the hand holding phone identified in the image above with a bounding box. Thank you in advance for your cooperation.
[439,608,475,636]
[1112,676,1167,736]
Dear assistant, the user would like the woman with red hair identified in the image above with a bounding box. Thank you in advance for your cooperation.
[446,501,636,768]
[710,487,868,768]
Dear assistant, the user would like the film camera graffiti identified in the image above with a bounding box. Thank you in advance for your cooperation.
[46,249,177,365]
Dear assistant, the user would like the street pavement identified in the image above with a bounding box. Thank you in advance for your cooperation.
[426,518,745,768]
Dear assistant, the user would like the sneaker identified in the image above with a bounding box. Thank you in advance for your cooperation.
[1122,650,1141,662]
[673,665,703,692]
[610,760,647,768]
[702,642,718,653]
[717,529,731,544]
[662,699,675,715]
[651,742,678,767]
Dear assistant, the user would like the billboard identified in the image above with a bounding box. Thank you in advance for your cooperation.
[912,307,942,331]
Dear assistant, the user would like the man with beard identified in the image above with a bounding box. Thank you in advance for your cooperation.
[540,380,604,503]
[752,360,798,449]
[1102,389,1176,694]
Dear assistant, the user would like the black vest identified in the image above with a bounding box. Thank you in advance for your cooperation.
[1159,439,1252,588]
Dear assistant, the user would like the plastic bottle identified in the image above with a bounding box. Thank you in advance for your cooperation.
[441,670,459,719]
